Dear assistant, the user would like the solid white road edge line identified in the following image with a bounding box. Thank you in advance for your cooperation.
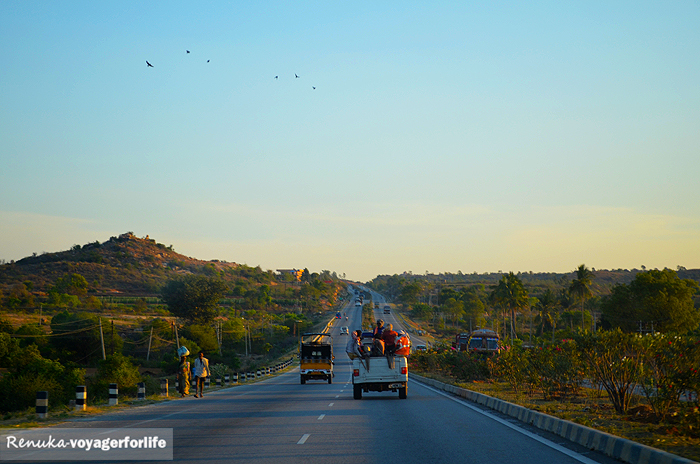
[417,382,600,464]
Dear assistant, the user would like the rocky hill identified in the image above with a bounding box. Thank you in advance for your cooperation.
[0,232,256,296]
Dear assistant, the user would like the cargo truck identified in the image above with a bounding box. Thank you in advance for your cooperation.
[351,332,409,399]
[299,333,334,384]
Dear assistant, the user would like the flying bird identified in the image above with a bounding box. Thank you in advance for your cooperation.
[312,86,316,90]
[146,61,154,67]
[295,73,299,78]
[186,50,190,54]
[275,76,278,79]
[207,60,210,63]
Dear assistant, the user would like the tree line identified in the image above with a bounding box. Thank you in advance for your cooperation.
[368,265,700,338]
[0,268,345,413]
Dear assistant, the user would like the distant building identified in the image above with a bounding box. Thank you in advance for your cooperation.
[277,269,303,282]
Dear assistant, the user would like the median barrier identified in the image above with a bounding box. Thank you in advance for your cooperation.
[75,386,86,411]
[410,373,696,464]
[36,391,48,419]
[109,383,118,406]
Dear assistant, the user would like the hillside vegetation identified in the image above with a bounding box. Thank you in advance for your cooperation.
[0,232,262,295]
[0,232,346,415]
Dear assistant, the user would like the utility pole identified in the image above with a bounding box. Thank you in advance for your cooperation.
[174,322,180,349]
[217,321,222,356]
[99,318,106,360]
[147,327,153,361]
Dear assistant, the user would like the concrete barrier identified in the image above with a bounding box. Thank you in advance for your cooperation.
[137,382,146,400]
[409,373,696,464]
[108,383,118,406]
[75,386,86,411]
[36,391,48,419]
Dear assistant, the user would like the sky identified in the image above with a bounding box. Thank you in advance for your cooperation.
[1,1,699,282]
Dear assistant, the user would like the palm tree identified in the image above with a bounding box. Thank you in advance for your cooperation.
[569,264,594,330]
[489,272,529,340]
[535,289,558,341]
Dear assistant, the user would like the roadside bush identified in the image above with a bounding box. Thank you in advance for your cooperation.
[0,344,85,412]
[639,334,700,421]
[575,330,644,413]
[210,363,231,381]
[442,351,489,381]
[87,354,141,402]
[527,340,584,400]
[489,344,529,395]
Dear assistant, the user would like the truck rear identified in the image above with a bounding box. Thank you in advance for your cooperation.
[299,333,334,384]
[351,333,409,399]
[352,356,408,399]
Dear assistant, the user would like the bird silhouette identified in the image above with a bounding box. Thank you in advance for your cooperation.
[186,50,190,54]
[275,76,278,79]
[312,86,316,90]
[295,73,299,78]
[146,61,154,67]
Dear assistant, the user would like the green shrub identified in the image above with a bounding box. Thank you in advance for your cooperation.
[0,345,85,412]
[87,354,141,401]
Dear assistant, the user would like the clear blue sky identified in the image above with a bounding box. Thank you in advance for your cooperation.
[2,1,699,282]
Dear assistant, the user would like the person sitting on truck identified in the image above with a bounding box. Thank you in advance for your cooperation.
[345,330,363,359]
[346,330,370,371]
[382,323,399,368]
[381,323,398,354]
[373,319,385,339]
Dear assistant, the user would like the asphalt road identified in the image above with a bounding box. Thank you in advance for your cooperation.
[22,291,619,464]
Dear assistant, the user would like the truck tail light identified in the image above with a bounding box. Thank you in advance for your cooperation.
[401,367,407,374]
[353,369,359,376]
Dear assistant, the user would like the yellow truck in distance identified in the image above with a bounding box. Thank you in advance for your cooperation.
[299,333,334,384]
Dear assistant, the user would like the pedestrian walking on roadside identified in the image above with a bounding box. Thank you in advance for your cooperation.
[177,346,191,397]
[193,351,211,398]
[178,355,190,397]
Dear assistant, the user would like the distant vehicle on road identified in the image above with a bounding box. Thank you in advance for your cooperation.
[414,344,427,352]
[299,333,334,384]
[454,329,500,354]
[340,326,349,335]
[336,312,342,319]
[383,306,390,314]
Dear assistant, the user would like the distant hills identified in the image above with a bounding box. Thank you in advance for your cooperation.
[0,232,259,296]
[1,232,699,298]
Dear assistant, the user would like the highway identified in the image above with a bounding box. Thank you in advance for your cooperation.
[23,288,619,464]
